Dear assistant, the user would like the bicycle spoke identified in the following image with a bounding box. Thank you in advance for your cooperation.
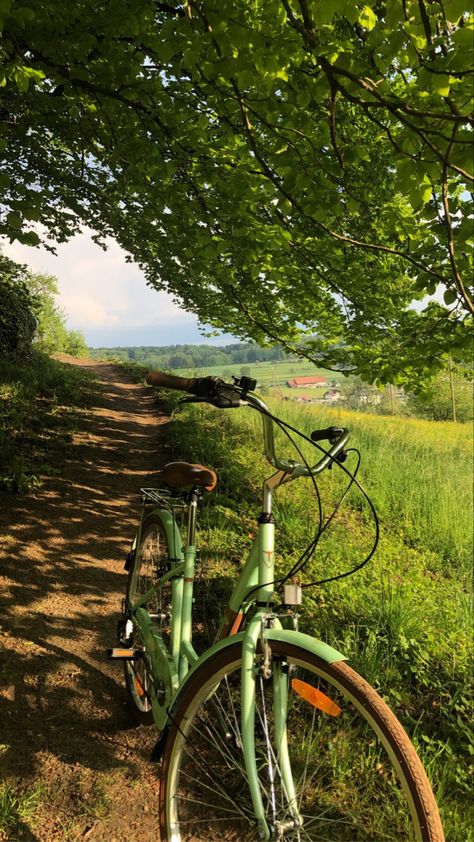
[258,675,277,823]
[190,713,247,775]
[174,793,252,819]
[177,768,252,816]
[179,739,246,803]
[212,674,242,747]
[178,730,251,817]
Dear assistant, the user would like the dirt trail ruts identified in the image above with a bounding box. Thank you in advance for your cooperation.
[0,360,170,841]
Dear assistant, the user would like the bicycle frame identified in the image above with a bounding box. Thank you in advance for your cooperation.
[127,469,347,840]
[120,378,443,842]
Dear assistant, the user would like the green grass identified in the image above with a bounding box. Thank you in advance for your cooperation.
[160,391,473,841]
[0,351,95,492]
[0,781,42,838]
[271,399,472,570]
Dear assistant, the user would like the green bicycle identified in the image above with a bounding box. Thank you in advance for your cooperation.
[111,371,444,842]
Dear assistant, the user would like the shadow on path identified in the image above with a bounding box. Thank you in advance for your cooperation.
[0,361,168,840]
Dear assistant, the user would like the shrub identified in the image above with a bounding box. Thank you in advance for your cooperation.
[0,255,37,357]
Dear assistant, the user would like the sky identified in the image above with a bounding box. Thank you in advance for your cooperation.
[4,231,235,348]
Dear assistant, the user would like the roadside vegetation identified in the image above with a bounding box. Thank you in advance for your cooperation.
[0,352,94,493]
[0,255,93,492]
[160,389,473,841]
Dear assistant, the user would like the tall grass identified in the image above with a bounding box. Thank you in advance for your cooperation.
[162,392,473,840]
[271,400,472,570]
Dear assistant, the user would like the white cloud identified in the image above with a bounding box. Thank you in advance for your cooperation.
[1,230,231,345]
[62,295,121,327]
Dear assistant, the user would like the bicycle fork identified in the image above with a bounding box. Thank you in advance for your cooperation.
[241,521,302,840]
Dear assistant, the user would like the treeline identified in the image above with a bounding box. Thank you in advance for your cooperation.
[89,342,289,370]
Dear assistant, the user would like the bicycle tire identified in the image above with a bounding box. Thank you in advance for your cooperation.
[160,639,444,841]
[124,513,174,725]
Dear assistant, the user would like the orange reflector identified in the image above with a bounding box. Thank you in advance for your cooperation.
[134,676,145,697]
[230,612,244,636]
[291,678,341,717]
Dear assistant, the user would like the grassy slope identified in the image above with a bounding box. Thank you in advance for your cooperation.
[163,392,473,840]
[0,352,95,492]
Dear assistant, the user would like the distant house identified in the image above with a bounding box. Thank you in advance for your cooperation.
[287,376,328,388]
[323,386,345,403]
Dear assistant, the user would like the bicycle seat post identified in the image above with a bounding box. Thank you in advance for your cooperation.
[186,487,201,547]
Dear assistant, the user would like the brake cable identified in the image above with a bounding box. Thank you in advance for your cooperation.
[242,405,380,598]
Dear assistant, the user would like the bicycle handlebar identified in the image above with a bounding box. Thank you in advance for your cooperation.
[146,370,350,478]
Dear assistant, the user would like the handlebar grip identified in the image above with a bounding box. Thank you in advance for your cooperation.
[147,371,203,394]
[147,370,244,408]
[311,426,345,444]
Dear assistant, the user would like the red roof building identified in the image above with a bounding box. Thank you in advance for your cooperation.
[287,376,328,388]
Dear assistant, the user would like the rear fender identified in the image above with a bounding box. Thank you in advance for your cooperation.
[142,507,184,561]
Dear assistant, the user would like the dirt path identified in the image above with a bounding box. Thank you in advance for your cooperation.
[0,361,170,841]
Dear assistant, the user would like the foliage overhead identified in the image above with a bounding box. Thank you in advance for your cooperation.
[1,0,473,384]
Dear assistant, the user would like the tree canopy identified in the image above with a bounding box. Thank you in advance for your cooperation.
[1,0,473,384]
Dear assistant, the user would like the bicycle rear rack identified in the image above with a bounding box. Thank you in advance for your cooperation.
[140,487,188,509]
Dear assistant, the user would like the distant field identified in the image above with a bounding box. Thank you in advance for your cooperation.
[176,359,345,386]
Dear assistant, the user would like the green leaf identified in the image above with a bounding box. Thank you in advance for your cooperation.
[404,23,427,50]
[22,205,41,221]
[318,0,339,24]
[341,1,359,24]
[444,289,457,305]
[358,5,377,31]
[420,182,432,204]
[235,69,255,88]
[20,230,40,245]
[296,88,311,109]
[445,0,472,21]
[433,75,450,96]
[451,26,474,49]
[6,212,22,229]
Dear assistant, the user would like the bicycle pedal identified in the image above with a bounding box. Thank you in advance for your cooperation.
[107,648,142,660]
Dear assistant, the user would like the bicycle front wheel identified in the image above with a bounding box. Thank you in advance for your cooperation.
[160,640,443,841]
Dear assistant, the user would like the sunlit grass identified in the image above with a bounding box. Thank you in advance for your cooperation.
[163,392,473,840]
[0,781,42,837]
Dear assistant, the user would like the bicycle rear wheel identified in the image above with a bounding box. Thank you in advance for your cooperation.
[160,640,443,841]
[123,514,173,725]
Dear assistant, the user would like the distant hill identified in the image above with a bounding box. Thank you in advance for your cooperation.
[88,342,290,370]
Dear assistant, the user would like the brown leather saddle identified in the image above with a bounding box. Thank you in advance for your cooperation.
[159,461,217,492]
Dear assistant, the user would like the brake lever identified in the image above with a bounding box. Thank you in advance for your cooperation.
[327,449,348,469]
